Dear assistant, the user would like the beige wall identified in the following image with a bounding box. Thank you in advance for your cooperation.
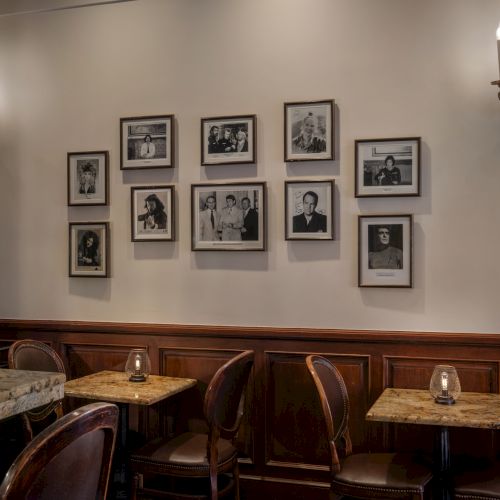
[0,0,499,332]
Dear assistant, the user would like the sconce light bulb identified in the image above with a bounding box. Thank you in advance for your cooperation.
[496,23,500,40]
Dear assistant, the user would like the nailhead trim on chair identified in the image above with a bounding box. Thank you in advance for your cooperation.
[333,481,425,494]
[130,454,237,473]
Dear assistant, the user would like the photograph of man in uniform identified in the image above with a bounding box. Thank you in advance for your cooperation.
[292,191,327,233]
[368,225,403,269]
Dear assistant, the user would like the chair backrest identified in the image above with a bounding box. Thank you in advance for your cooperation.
[306,355,352,473]
[203,350,254,439]
[0,402,118,500]
[8,339,66,422]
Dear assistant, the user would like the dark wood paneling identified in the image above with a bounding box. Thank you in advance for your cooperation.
[385,356,499,392]
[265,351,369,470]
[3,319,500,499]
[62,342,146,378]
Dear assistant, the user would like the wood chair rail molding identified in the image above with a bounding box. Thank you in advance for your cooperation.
[2,318,500,345]
[2,318,500,500]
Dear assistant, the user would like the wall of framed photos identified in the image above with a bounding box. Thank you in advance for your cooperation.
[0,0,499,333]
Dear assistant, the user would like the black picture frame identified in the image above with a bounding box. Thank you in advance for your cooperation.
[285,180,334,240]
[284,99,335,162]
[355,137,421,197]
[201,114,257,165]
[191,182,266,251]
[358,214,413,288]
[120,114,174,170]
[69,222,110,278]
[67,151,109,206]
[131,185,175,242]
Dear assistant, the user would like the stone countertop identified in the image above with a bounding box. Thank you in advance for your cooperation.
[0,368,66,420]
[64,370,197,405]
[366,388,500,429]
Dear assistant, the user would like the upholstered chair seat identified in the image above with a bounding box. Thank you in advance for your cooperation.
[130,432,237,475]
[454,462,500,499]
[332,452,433,498]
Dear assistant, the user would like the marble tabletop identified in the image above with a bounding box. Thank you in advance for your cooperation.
[64,370,197,405]
[366,388,500,429]
[0,368,66,421]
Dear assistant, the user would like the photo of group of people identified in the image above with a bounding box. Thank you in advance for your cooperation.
[358,215,412,288]
[121,115,174,169]
[201,115,256,165]
[192,183,264,250]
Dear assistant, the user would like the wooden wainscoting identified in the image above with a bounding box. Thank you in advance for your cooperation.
[1,319,500,499]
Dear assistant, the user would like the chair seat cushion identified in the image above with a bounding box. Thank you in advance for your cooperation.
[454,462,500,499]
[130,432,238,476]
[332,453,433,498]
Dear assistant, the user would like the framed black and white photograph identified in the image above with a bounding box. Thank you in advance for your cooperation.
[191,182,266,251]
[131,185,175,242]
[284,99,334,162]
[69,222,109,278]
[355,137,421,197]
[120,114,174,169]
[67,151,108,206]
[285,180,334,240]
[201,115,256,165]
[358,214,413,288]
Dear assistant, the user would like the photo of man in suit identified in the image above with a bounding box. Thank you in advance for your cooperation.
[240,197,258,240]
[199,195,221,241]
[218,194,243,241]
[292,191,327,233]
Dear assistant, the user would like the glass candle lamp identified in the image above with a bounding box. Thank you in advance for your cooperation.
[429,365,461,405]
[125,348,151,382]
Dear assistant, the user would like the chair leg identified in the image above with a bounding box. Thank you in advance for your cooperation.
[21,413,33,443]
[232,460,240,500]
[55,402,64,419]
[131,473,140,500]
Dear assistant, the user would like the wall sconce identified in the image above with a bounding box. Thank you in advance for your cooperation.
[430,365,461,405]
[125,348,151,382]
[493,22,500,100]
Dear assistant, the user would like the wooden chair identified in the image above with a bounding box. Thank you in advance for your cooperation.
[8,339,67,441]
[129,350,254,500]
[0,402,118,500]
[306,355,434,500]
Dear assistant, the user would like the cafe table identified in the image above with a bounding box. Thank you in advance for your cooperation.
[65,370,197,498]
[366,388,500,500]
[0,368,65,421]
